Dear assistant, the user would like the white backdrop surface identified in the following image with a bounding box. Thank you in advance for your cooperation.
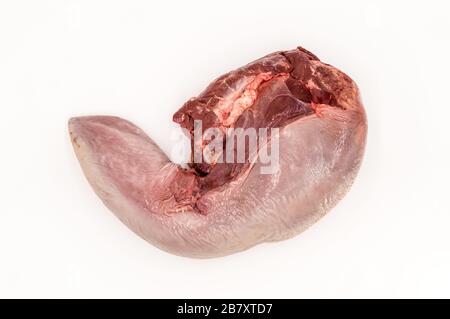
[0,0,449,298]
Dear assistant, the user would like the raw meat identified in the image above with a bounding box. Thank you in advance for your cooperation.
[69,46,367,258]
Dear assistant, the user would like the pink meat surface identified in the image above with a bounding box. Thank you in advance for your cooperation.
[69,46,367,258]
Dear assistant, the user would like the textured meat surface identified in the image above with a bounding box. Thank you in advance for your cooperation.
[69,46,367,258]
[173,47,357,194]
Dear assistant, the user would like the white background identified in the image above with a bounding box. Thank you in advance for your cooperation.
[1,0,449,298]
